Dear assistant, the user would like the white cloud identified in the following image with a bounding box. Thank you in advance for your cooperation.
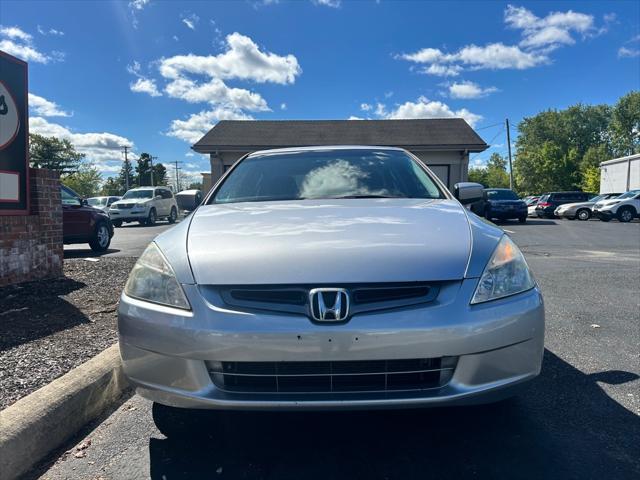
[29,116,134,170]
[0,26,32,41]
[0,26,56,63]
[160,32,301,85]
[312,0,341,8]
[130,77,162,97]
[401,42,547,75]
[422,64,462,77]
[127,61,162,97]
[151,33,300,144]
[28,93,71,117]
[505,5,594,49]
[618,47,640,58]
[37,25,64,36]
[181,12,200,30]
[167,107,253,144]
[129,0,150,10]
[400,5,604,76]
[385,96,482,127]
[348,116,364,120]
[448,81,498,99]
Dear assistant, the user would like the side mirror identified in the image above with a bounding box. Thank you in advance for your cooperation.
[81,198,89,206]
[454,182,484,204]
[155,195,162,200]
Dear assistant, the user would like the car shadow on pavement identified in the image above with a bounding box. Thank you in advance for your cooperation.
[147,349,639,480]
[63,248,121,259]
[0,277,89,350]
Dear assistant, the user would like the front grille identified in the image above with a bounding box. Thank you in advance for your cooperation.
[115,203,134,209]
[210,282,441,319]
[208,357,457,394]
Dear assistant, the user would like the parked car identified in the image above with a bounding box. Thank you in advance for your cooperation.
[87,196,121,216]
[525,196,540,217]
[535,191,593,218]
[175,189,203,214]
[108,186,178,227]
[470,188,528,223]
[118,146,544,436]
[554,193,622,221]
[593,189,640,222]
[61,185,114,252]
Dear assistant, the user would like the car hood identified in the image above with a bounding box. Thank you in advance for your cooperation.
[111,198,151,206]
[595,198,622,208]
[187,199,472,285]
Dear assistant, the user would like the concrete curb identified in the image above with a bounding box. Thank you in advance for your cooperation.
[0,344,129,480]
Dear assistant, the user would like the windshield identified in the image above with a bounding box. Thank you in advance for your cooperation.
[122,190,154,200]
[616,190,640,200]
[211,149,444,204]
[486,189,519,200]
[87,197,107,206]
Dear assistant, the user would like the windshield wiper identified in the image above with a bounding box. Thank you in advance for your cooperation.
[322,194,408,199]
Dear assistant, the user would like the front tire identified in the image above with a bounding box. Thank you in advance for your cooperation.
[146,208,157,226]
[617,206,635,223]
[576,209,591,221]
[89,222,111,252]
[518,216,526,223]
[112,220,122,228]
[168,206,178,224]
[484,208,492,221]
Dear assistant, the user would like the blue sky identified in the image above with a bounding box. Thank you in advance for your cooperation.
[2,0,639,182]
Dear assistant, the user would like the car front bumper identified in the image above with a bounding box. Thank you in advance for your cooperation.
[488,208,527,219]
[108,208,148,221]
[118,280,545,410]
[593,209,614,219]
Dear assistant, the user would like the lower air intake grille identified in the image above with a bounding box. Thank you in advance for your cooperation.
[208,357,457,394]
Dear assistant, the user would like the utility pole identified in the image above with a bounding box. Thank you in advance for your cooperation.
[505,119,514,190]
[121,145,131,191]
[172,161,182,192]
[150,156,158,187]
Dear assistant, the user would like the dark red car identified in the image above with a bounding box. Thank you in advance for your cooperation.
[61,185,114,252]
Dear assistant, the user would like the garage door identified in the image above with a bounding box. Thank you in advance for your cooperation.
[428,165,450,188]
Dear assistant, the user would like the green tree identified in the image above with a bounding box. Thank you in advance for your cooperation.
[101,177,122,196]
[62,163,103,198]
[187,181,203,190]
[118,160,136,192]
[468,153,510,188]
[135,153,153,186]
[153,163,167,186]
[29,133,84,174]
[609,91,640,156]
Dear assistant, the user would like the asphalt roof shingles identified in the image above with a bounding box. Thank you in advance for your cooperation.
[193,119,488,152]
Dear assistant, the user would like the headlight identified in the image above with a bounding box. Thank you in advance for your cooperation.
[124,243,190,309]
[135,202,146,208]
[471,235,536,304]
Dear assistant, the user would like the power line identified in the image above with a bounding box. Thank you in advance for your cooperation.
[475,122,504,131]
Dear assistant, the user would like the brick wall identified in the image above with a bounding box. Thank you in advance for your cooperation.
[0,168,63,286]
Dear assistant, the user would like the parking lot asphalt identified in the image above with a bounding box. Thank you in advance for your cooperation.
[63,221,178,259]
[40,218,640,480]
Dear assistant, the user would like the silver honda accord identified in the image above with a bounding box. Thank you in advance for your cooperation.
[118,146,544,429]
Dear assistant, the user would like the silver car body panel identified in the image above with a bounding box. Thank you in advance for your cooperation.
[118,145,544,410]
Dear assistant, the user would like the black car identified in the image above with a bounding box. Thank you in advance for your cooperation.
[535,191,594,218]
[471,188,528,223]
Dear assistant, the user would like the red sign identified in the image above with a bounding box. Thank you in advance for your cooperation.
[0,50,29,215]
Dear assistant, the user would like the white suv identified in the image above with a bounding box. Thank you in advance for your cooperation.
[593,189,640,223]
[109,187,179,227]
